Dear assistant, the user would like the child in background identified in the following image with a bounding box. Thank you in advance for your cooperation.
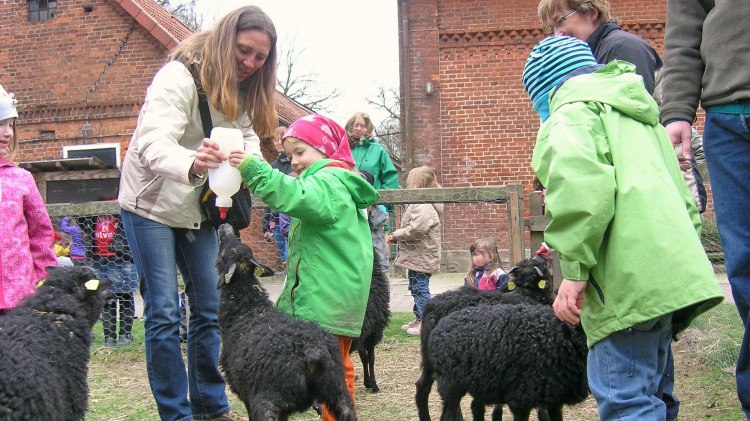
[0,83,56,313]
[387,166,442,335]
[229,114,379,421]
[522,36,724,420]
[60,216,86,263]
[464,237,508,291]
[53,231,74,267]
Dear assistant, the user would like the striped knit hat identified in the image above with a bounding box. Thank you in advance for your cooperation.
[522,36,598,114]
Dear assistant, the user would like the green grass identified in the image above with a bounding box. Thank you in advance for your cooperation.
[86,308,745,420]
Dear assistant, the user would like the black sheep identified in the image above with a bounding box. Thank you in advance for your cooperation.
[215,224,356,421]
[416,255,554,421]
[0,266,110,421]
[428,303,588,421]
[350,250,391,393]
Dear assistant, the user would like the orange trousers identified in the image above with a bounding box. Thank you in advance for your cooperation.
[322,335,356,421]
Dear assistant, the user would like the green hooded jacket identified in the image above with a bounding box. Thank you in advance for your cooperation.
[238,157,380,337]
[351,137,400,189]
[531,61,724,347]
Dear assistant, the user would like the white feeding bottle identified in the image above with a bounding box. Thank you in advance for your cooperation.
[207,127,244,220]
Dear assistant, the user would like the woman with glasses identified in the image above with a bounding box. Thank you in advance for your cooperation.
[537,0,661,95]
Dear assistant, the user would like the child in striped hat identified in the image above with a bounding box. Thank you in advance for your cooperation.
[523,36,724,420]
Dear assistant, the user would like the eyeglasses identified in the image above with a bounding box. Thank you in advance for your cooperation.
[552,10,578,30]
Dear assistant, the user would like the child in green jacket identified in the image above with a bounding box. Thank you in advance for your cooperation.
[229,114,379,421]
[522,36,724,420]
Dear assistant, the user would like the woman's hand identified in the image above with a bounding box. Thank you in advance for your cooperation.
[191,138,225,175]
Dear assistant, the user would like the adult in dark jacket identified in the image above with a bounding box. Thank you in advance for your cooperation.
[538,0,661,94]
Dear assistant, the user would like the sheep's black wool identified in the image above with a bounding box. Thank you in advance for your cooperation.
[0,266,110,421]
[215,224,356,421]
[429,303,588,421]
[415,255,555,421]
[350,250,390,393]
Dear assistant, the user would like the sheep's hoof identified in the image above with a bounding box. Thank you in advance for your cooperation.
[366,384,380,393]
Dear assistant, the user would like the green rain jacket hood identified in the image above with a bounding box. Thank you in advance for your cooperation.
[533,61,723,347]
[239,157,379,336]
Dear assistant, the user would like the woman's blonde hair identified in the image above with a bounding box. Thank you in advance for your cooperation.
[404,165,437,189]
[538,0,612,34]
[170,5,278,138]
[344,112,374,138]
[465,237,503,287]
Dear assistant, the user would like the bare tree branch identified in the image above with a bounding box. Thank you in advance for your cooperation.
[276,35,340,112]
[155,0,203,31]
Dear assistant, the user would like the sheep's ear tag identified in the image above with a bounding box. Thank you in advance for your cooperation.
[85,279,100,291]
[224,263,237,284]
[538,280,547,289]
[507,281,516,291]
[254,267,264,277]
[36,279,46,288]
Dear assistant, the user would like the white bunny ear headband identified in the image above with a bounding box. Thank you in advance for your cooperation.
[0,84,19,121]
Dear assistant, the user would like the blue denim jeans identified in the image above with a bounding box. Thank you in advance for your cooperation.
[656,346,679,420]
[407,270,431,320]
[588,314,672,421]
[272,224,288,263]
[121,210,229,421]
[703,112,750,417]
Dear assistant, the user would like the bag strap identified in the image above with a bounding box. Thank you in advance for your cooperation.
[186,63,213,138]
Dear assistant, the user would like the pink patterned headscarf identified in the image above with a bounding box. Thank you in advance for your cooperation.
[282,114,355,167]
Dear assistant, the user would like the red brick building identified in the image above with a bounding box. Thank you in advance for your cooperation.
[2,0,310,264]
[398,0,671,260]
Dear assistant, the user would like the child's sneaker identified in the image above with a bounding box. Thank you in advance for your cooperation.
[117,334,133,347]
[401,319,418,330]
[104,337,117,347]
[406,320,422,335]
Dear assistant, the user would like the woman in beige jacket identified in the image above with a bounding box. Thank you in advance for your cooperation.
[387,166,442,335]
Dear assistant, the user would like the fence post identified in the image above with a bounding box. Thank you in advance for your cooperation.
[507,184,525,263]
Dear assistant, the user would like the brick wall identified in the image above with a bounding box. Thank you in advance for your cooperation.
[399,0,698,264]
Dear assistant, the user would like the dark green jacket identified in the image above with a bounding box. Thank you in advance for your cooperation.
[351,137,399,189]
[532,61,723,346]
[238,157,380,336]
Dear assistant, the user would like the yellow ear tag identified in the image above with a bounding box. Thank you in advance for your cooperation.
[507,281,516,291]
[36,279,46,288]
[538,280,547,289]
[255,267,264,277]
[85,279,100,291]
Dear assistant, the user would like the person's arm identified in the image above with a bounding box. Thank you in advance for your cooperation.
[660,0,711,157]
[377,147,400,190]
[531,116,615,283]
[389,204,437,242]
[23,172,56,280]
[133,62,219,185]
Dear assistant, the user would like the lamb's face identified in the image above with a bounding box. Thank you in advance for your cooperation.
[39,266,111,325]
[503,256,554,302]
[216,223,274,289]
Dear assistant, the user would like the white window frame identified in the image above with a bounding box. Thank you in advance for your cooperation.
[63,143,121,169]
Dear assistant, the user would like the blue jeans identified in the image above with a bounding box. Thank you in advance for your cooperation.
[703,112,750,417]
[407,270,431,320]
[121,210,229,421]
[656,346,679,420]
[588,314,672,421]
[272,224,287,263]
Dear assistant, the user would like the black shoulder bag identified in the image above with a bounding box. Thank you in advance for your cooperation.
[188,64,253,232]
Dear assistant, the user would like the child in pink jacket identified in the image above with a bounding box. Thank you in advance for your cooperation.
[0,83,56,312]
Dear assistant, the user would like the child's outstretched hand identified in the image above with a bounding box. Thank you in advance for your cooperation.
[228,150,249,167]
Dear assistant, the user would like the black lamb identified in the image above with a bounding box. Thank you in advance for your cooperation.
[215,224,356,421]
[0,266,110,421]
[428,303,588,421]
[350,250,391,393]
[416,255,554,421]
